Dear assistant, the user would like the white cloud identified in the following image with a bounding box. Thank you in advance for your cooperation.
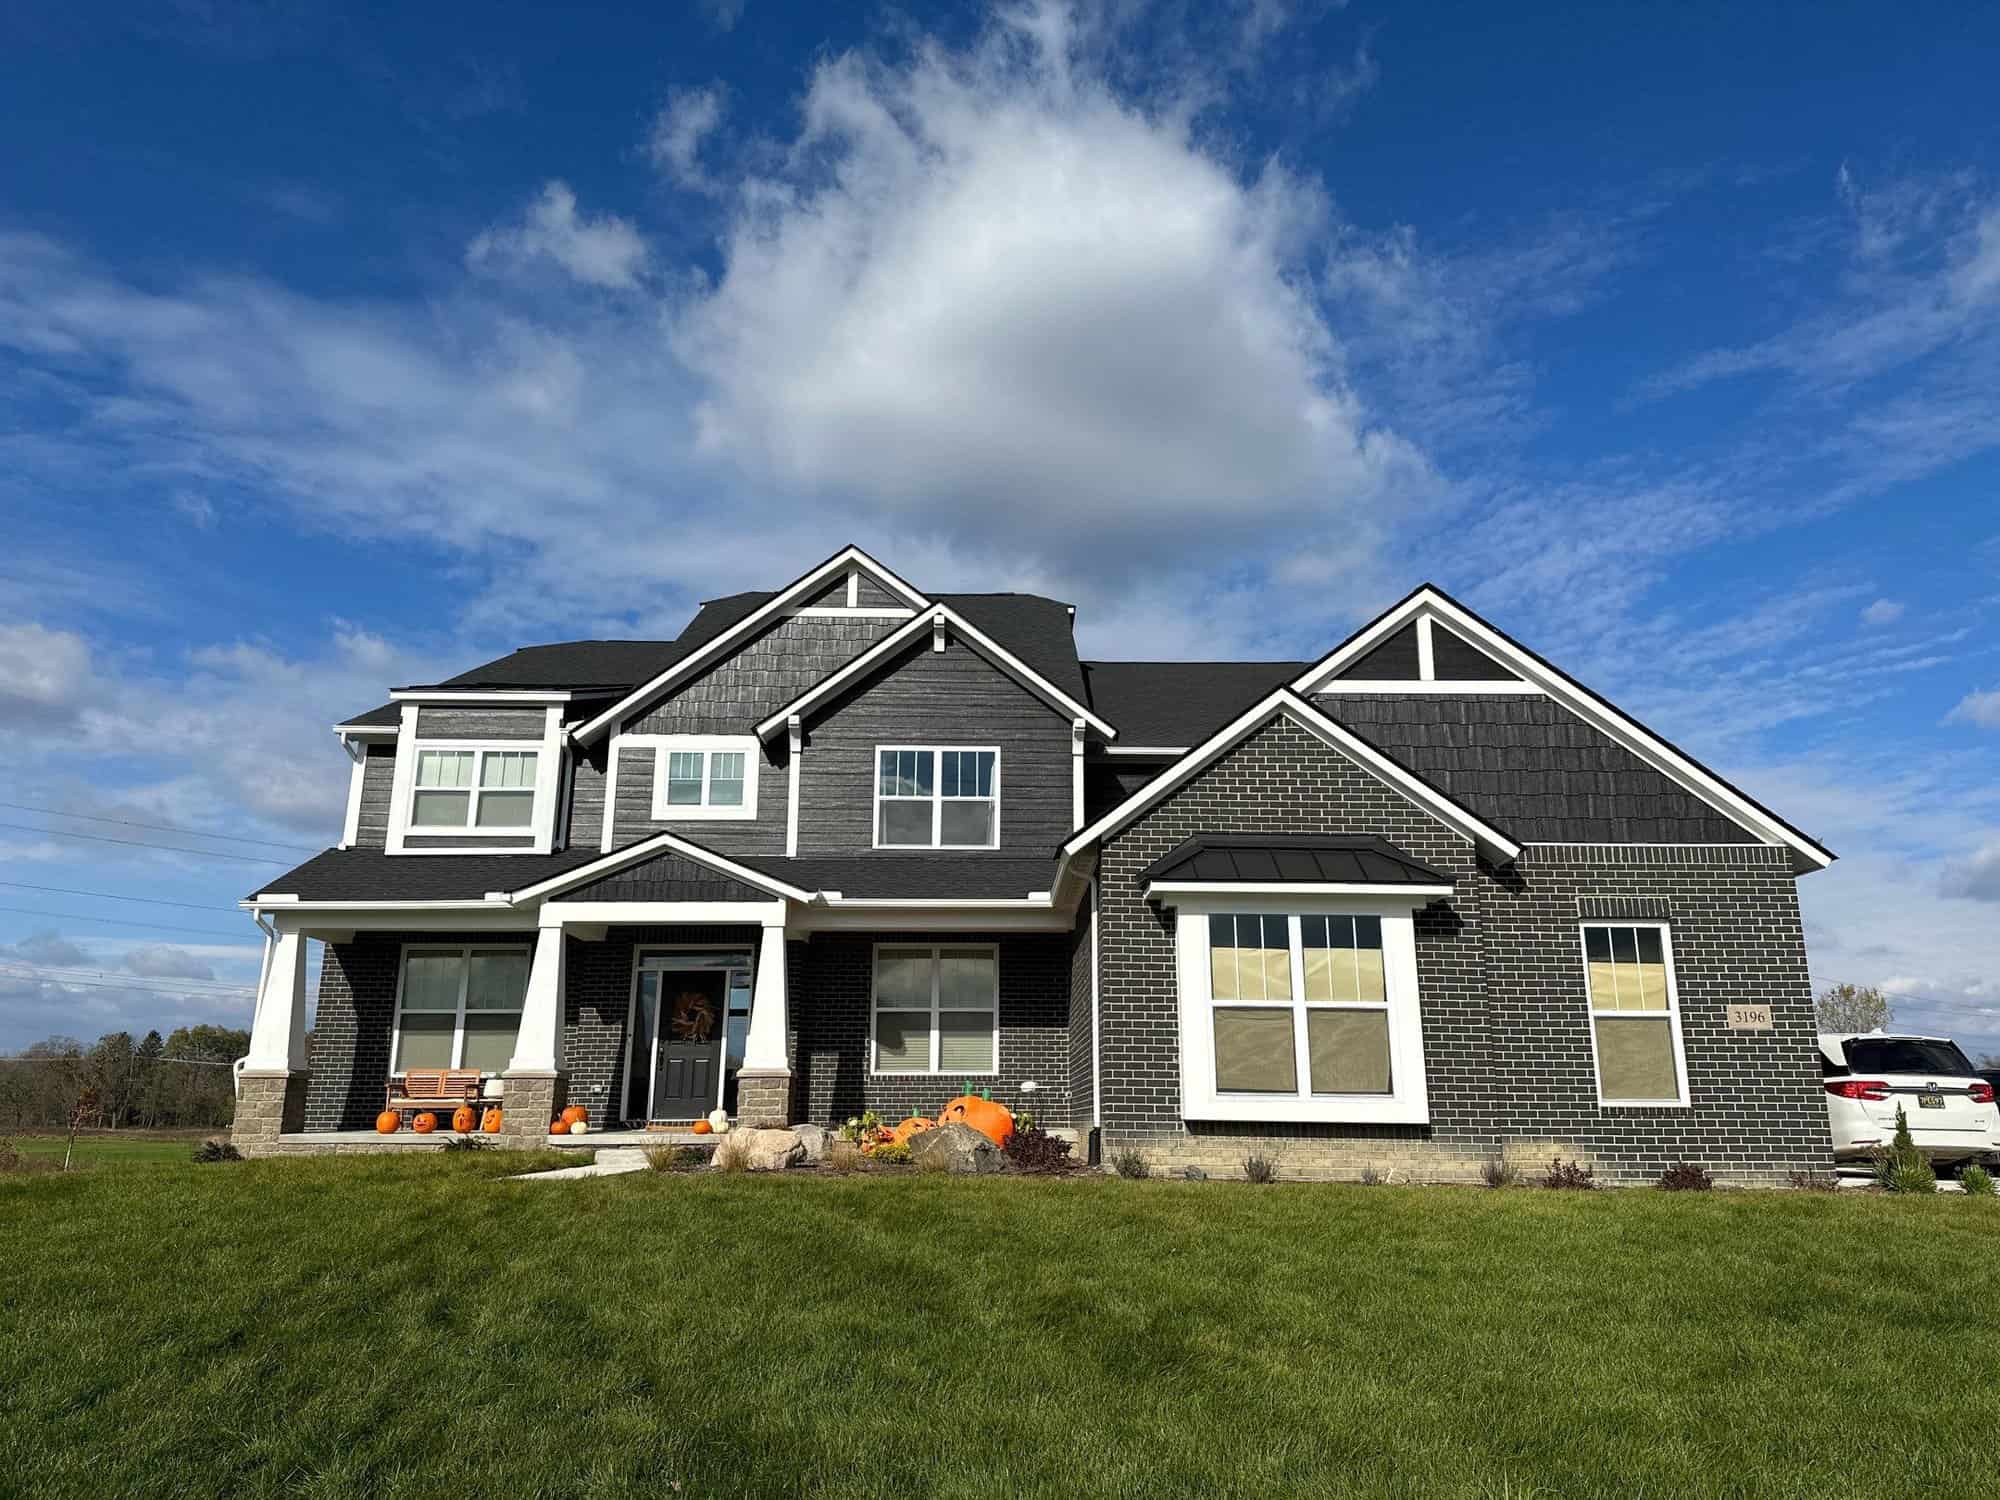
[7,930,89,967]
[467,182,648,289]
[646,85,727,193]
[1860,597,1904,625]
[172,489,218,528]
[0,622,94,729]
[1947,688,2000,729]
[122,945,218,981]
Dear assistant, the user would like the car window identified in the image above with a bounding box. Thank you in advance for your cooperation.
[1818,1049,1847,1077]
[1843,1038,1976,1076]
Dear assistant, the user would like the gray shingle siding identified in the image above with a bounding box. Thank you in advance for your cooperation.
[1334,621,1421,679]
[854,574,903,607]
[1431,624,1520,681]
[1086,759,1165,821]
[414,706,544,739]
[354,744,395,848]
[1322,694,1758,845]
[623,614,899,736]
[562,850,768,903]
[609,737,789,855]
[568,743,607,850]
[796,634,1072,856]
[403,833,535,850]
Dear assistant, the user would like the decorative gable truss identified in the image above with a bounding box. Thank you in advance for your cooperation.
[1296,586,1835,873]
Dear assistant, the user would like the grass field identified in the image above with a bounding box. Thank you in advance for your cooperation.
[3,1156,1995,1499]
[7,1128,216,1168]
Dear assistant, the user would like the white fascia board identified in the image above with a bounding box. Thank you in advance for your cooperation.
[1063,688,1522,866]
[389,689,574,703]
[1145,880,1455,900]
[1101,745,1189,756]
[820,896,1054,909]
[536,899,789,927]
[500,830,816,905]
[753,604,1116,741]
[1300,589,1833,871]
[574,546,932,746]
[333,723,399,738]
[1316,680,1542,695]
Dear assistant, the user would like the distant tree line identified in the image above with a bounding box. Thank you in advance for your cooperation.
[0,1026,252,1132]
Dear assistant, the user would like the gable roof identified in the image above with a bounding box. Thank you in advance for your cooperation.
[753,602,1114,740]
[1135,834,1455,893]
[1064,688,1523,867]
[504,829,813,905]
[1081,660,1308,748]
[1295,585,1835,872]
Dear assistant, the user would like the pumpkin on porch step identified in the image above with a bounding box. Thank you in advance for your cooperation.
[375,1110,400,1135]
[451,1105,477,1134]
[411,1112,438,1135]
[549,1117,572,1136]
[938,1095,1014,1148]
[691,1120,713,1135]
[560,1105,588,1126]
[480,1107,503,1134]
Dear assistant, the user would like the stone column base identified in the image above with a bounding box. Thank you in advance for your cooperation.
[232,1070,309,1154]
[498,1072,564,1146]
[734,1069,793,1128]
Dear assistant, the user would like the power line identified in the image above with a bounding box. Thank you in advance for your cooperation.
[0,823,291,866]
[0,962,257,998]
[0,972,258,1009]
[0,801,319,854]
[0,906,250,940]
[0,881,240,913]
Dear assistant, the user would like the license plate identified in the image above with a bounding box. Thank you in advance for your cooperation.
[1918,1091,1945,1109]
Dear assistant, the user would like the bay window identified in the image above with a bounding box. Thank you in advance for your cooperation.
[1581,923,1688,1106]
[875,747,999,848]
[409,747,539,832]
[392,945,530,1074]
[871,944,998,1074]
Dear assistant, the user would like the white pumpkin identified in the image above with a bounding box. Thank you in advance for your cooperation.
[706,1107,730,1135]
[568,1120,589,1136]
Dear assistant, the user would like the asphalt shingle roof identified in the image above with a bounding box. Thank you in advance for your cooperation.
[1080,660,1307,747]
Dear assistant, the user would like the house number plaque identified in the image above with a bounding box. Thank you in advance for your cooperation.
[1725,1004,1773,1032]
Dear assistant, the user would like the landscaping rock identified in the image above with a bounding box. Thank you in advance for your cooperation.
[735,1127,806,1172]
[909,1121,1004,1175]
[1181,1165,1207,1181]
[793,1123,828,1164]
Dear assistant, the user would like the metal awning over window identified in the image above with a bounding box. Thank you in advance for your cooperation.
[1137,834,1454,900]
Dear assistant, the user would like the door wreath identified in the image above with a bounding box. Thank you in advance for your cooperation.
[669,989,717,1042]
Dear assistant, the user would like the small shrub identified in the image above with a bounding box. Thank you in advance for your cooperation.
[1004,1125,1076,1175]
[1657,1160,1713,1192]
[712,1134,754,1173]
[191,1139,242,1164]
[1012,1107,1037,1135]
[826,1140,867,1173]
[838,1110,882,1146]
[440,1134,488,1152]
[1787,1168,1842,1192]
[1875,1105,1937,1194]
[868,1140,910,1165]
[0,1139,16,1172]
[1112,1150,1150,1180]
[1958,1164,1995,1196]
[1481,1157,1518,1189]
[1356,1166,1379,1186]
[645,1145,707,1172]
[1244,1154,1278,1184]
[1541,1157,1596,1190]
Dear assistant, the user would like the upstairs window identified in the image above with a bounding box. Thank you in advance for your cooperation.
[643,736,759,820]
[410,747,538,832]
[875,747,999,848]
[1581,923,1688,1107]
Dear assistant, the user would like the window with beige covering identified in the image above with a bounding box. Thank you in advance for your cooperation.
[1582,923,1687,1106]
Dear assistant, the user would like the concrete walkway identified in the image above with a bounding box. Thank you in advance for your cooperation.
[509,1146,654,1181]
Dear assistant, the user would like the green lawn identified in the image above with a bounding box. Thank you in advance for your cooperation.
[8,1129,215,1168]
[2,1158,1994,1499]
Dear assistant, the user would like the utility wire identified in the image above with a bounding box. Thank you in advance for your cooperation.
[0,801,319,854]
[0,962,258,997]
[0,881,241,913]
[0,906,250,940]
[0,823,290,865]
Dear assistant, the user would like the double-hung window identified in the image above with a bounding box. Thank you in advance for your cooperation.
[640,736,758,820]
[875,747,999,848]
[410,747,538,831]
[1582,923,1688,1106]
[871,944,998,1074]
[392,945,530,1074]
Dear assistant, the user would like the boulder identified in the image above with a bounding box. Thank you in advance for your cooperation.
[734,1127,805,1172]
[909,1121,1005,1175]
[1181,1165,1208,1181]
[793,1123,829,1165]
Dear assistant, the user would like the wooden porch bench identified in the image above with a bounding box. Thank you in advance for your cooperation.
[385,1069,486,1118]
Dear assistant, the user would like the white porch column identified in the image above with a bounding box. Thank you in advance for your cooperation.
[508,914,568,1076]
[243,928,309,1072]
[736,918,792,1123]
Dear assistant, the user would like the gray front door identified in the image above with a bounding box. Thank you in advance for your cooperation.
[651,970,725,1120]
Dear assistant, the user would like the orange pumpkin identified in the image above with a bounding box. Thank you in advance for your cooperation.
[480,1107,503,1134]
[691,1120,713,1135]
[938,1095,1014,1147]
[561,1105,588,1126]
[549,1117,572,1136]
[451,1105,477,1133]
[411,1112,438,1135]
[375,1110,401,1135]
[890,1115,937,1146]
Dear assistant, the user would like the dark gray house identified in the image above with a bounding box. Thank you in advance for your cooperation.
[234,546,1836,1182]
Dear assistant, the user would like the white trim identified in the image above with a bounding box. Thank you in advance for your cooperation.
[1147,880,1455,900]
[1314,680,1543,696]
[501,829,814,905]
[534,707,562,854]
[574,546,931,744]
[821,896,1051,910]
[539,899,788,926]
[846,570,859,608]
[601,737,620,853]
[390,689,573,704]
[872,746,1002,850]
[869,941,1000,1077]
[621,734,760,822]
[385,704,419,854]
[622,946,757,1121]
[1175,897,1430,1125]
[1579,920,1691,1109]
[1063,689,1522,866]
[1101,745,1189,756]
[338,737,366,850]
[333,723,399,738]
[387,940,531,1077]
[1292,588,1834,872]
[752,605,1117,742]
[1071,718,1086,831]
[1416,615,1436,681]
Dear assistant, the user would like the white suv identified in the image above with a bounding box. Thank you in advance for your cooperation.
[1819,1033,1999,1169]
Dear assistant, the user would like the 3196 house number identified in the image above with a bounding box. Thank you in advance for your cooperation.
[1725,1003,1774,1032]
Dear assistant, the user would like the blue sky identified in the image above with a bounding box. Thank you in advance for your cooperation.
[2,0,1997,1058]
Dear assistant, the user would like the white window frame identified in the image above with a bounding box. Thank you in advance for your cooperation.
[403,743,543,838]
[1169,893,1430,1124]
[1579,921,1690,1109]
[388,942,531,1077]
[871,746,1002,850]
[629,735,760,822]
[868,941,1000,1076]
